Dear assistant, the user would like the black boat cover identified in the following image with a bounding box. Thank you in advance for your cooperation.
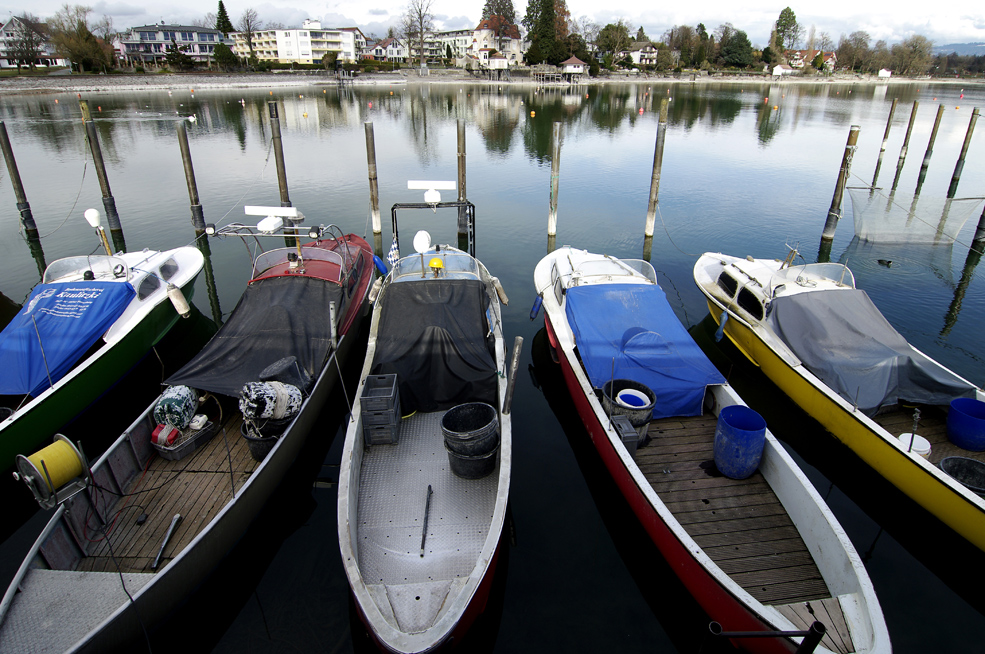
[167,276,344,397]
[767,288,977,415]
[372,279,497,413]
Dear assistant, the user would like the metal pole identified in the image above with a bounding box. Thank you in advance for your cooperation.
[267,101,291,208]
[548,122,561,237]
[915,103,945,196]
[365,122,381,234]
[644,99,669,237]
[0,120,39,237]
[947,107,979,199]
[457,119,468,236]
[891,101,919,191]
[820,124,860,242]
[176,122,206,232]
[871,98,897,189]
[80,99,125,252]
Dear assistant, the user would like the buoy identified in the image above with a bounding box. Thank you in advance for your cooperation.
[97,106,101,111]
[530,110,535,117]
[369,101,373,108]
[303,112,307,118]
[639,108,643,114]
[167,283,191,318]
[774,105,778,110]
[54,99,58,103]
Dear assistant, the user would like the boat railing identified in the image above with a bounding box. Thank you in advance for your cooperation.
[43,255,131,284]
[392,250,480,282]
[777,262,855,288]
[253,247,346,279]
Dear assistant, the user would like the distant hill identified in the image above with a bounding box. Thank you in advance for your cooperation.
[934,43,985,56]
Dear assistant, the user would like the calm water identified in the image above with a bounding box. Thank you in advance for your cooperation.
[2,79,985,652]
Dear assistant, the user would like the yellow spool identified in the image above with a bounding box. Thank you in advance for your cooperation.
[28,440,83,492]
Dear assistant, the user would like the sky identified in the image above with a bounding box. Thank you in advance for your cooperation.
[3,1,984,48]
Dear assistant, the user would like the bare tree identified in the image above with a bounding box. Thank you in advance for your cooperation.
[402,0,434,69]
[8,15,47,71]
[239,8,263,58]
[47,4,112,72]
[193,13,218,29]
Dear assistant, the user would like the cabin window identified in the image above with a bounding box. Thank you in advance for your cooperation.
[716,272,738,298]
[137,275,160,300]
[736,288,764,321]
[159,258,178,281]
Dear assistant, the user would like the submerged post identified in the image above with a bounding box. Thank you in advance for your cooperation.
[820,125,860,242]
[871,98,897,188]
[0,121,39,238]
[915,103,945,196]
[176,122,206,232]
[457,120,468,237]
[267,101,291,208]
[548,122,561,237]
[644,99,669,238]
[365,122,381,233]
[947,108,979,199]
[80,99,125,252]
[892,101,919,191]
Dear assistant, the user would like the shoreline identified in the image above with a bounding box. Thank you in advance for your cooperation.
[0,70,980,95]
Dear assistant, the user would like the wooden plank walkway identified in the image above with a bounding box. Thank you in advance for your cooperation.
[640,414,855,653]
[78,415,255,574]
[873,403,985,467]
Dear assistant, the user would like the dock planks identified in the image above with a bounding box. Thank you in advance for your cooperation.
[872,403,985,467]
[78,415,255,574]
[641,414,855,653]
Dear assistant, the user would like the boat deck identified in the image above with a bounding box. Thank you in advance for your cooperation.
[638,414,856,654]
[873,403,985,467]
[77,414,255,574]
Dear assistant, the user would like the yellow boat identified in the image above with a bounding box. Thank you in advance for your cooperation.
[694,251,985,552]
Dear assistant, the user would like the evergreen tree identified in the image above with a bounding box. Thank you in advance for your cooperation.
[482,0,516,25]
[775,7,799,50]
[216,1,235,35]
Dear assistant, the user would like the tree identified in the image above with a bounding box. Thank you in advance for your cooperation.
[402,0,434,68]
[481,0,516,25]
[165,39,194,70]
[194,13,217,29]
[891,35,933,76]
[597,20,630,58]
[216,1,235,35]
[8,15,47,72]
[47,5,112,72]
[214,41,238,70]
[636,26,646,42]
[238,8,262,58]
[720,29,752,67]
[775,7,800,50]
[837,30,870,72]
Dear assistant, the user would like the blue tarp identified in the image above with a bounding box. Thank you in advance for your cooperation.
[565,284,725,419]
[0,281,135,397]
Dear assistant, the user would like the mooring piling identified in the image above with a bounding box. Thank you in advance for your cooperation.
[267,101,291,208]
[891,101,919,191]
[79,99,126,252]
[176,122,206,232]
[871,98,897,189]
[0,120,39,238]
[915,103,945,196]
[365,122,381,233]
[820,124,860,242]
[457,119,468,239]
[548,122,561,237]
[644,99,669,238]
[947,108,979,199]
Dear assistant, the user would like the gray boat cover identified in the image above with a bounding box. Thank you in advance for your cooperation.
[766,288,977,415]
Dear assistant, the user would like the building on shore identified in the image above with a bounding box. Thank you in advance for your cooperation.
[0,16,70,70]
[229,20,367,65]
[116,24,226,68]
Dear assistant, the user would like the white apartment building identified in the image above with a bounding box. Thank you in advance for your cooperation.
[0,17,70,69]
[231,20,366,64]
[117,24,225,67]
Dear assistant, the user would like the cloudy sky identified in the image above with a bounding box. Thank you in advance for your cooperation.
[3,1,983,47]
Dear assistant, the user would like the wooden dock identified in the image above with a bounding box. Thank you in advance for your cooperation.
[639,414,856,654]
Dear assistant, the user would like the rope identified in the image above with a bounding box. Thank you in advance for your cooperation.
[38,140,90,239]
[213,136,276,225]
[655,204,701,257]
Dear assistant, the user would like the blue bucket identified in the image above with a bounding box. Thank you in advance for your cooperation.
[947,398,985,452]
[713,405,767,480]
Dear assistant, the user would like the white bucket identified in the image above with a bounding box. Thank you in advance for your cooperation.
[616,388,650,409]
[898,433,931,459]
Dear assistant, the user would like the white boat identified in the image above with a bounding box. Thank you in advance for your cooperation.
[534,246,890,654]
[0,210,376,652]
[0,242,204,471]
[338,226,517,653]
[694,249,985,552]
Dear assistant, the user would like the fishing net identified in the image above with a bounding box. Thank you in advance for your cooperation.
[848,187,985,243]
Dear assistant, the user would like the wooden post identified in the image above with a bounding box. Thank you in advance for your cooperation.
[267,101,291,208]
[891,101,919,191]
[942,243,982,336]
[365,122,382,234]
[915,103,945,196]
[0,120,39,238]
[176,122,206,232]
[548,122,561,237]
[820,125,860,242]
[644,99,669,237]
[457,119,468,236]
[871,98,897,189]
[80,99,126,252]
[947,107,978,198]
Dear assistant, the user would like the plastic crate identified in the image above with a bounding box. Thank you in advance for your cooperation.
[611,414,639,458]
[153,421,219,461]
[363,408,401,426]
[364,423,400,446]
[361,374,398,412]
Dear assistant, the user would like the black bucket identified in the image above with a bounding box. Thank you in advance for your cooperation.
[940,456,985,495]
[601,379,656,428]
[441,403,499,457]
[446,444,499,479]
[241,421,283,461]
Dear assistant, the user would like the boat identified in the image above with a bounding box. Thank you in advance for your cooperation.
[0,211,204,471]
[338,196,518,652]
[694,249,985,553]
[533,247,889,654]
[0,207,375,652]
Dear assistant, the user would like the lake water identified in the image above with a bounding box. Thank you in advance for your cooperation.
[2,78,985,653]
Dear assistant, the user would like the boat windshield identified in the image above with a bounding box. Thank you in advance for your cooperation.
[392,250,480,282]
[253,247,345,279]
[43,256,130,284]
[572,258,657,285]
[777,262,855,288]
